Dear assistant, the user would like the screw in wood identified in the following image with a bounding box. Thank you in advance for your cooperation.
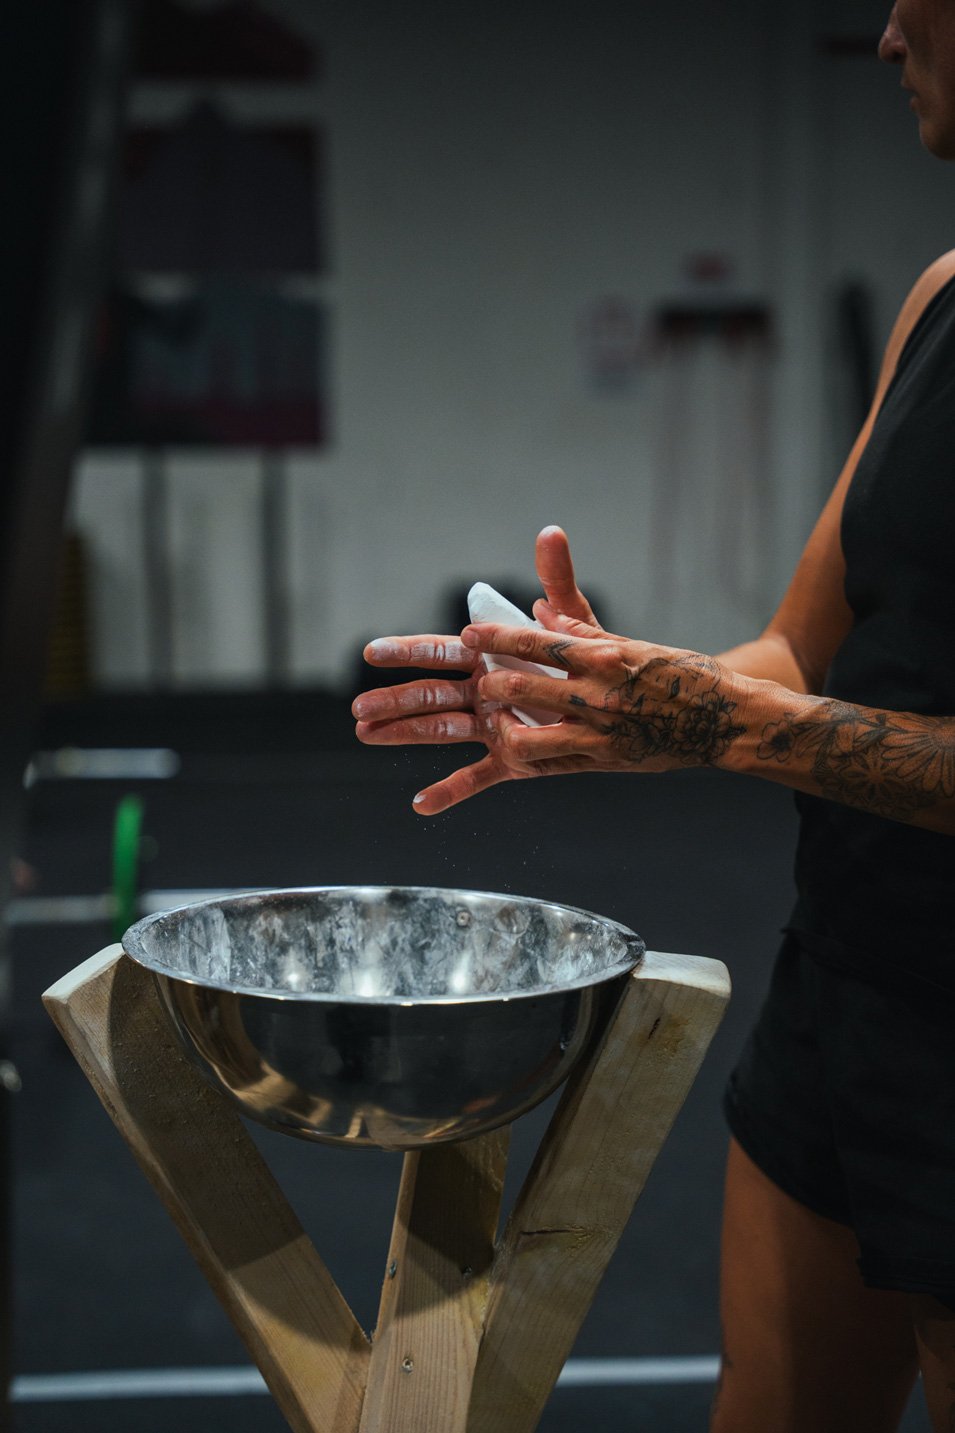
[402,1357,414,1373]
[388,1260,398,1278]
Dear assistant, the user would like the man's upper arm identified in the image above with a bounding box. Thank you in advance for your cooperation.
[766,251,955,694]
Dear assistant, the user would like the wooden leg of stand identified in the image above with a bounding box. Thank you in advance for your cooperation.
[360,1128,510,1433]
[467,951,730,1433]
[43,948,370,1433]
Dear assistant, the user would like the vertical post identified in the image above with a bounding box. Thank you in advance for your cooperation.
[261,448,289,687]
[142,448,173,686]
[359,1131,510,1433]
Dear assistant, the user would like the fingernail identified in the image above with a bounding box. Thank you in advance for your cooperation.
[353,697,369,718]
[368,638,398,659]
[461,627,479,647]
[412,793,426,805]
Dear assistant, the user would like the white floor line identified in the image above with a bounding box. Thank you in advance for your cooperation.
[558,1357,720,1386]
[10,1357,721,1403]
[10,1367,268,1402]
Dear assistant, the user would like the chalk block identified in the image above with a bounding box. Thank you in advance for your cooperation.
[467,582,565,727]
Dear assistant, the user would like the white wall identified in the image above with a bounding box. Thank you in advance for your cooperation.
[73,0,955,689]
[321,0,771,662]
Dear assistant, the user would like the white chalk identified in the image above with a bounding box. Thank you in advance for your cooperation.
[466,582,565,727]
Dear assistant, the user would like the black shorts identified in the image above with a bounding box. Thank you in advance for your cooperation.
[724,931,955,1309]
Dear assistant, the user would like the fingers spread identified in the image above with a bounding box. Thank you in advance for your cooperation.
[478,665,583,719]
[492,709,603,763]
[532,601,603,640]
[464,621,596,676]
[534,525,600,625]
[411,755,513,815]
[356,712,493,746]
[352,678,474,723]
[363,636,479,671]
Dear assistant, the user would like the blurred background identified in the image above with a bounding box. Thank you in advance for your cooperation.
[1,0,952,1429]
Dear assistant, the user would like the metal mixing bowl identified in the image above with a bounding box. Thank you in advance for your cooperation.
[123,885,644,1150]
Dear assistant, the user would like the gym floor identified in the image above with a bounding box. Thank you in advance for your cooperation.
[7,692,934,1430]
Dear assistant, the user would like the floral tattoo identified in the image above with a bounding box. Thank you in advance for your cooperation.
[757,700,955,821]
[560,647,955,824]
[604,654,746,768]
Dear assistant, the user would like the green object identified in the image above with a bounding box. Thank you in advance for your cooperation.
[111,794,145,942]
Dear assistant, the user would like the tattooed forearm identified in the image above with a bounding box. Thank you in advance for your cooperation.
[601,654,955,822]
[757,700,955,821]
[604,654,746,768]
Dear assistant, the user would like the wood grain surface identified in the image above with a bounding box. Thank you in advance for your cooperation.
[44,943,727,1433]
[467,951,730,1433]
[43,947,370,1433]
[359,1129,510,1433]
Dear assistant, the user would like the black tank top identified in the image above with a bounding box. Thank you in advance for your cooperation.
[791,271,955,990]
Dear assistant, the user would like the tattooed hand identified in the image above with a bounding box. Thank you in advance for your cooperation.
[460,612,955,832]
[355,525,955,828]
[353,526,608,813]
[462,619,751,785]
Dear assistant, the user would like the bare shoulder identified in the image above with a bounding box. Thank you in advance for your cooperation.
[916,248,955,288]
[897,250,955,330]
[876,251,955,390]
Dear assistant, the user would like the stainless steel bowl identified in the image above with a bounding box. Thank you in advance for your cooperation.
[123,885,644,1150]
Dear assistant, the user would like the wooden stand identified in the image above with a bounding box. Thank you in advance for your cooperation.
[43,945,729,1433]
